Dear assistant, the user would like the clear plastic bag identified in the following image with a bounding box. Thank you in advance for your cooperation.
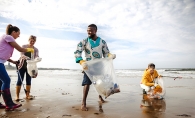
[27,57,42,78]
[148,78,166,99]
[84,58,120,98]
[156,78,166,97]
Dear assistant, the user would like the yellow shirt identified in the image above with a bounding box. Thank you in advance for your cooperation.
[141,69,159,86]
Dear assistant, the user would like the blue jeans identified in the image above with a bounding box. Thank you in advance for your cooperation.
[0,63,11,90]
[16,67,31,86]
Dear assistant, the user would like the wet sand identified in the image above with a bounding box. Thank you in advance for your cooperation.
[0,70,195,118]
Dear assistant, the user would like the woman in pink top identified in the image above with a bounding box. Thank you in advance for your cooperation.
[0,24,34,110]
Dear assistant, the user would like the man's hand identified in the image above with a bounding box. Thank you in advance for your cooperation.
[79,60,88,70]
[108,53,116,59]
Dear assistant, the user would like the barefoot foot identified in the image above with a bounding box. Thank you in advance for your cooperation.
[26,95,34,100]
[81,105,88,111]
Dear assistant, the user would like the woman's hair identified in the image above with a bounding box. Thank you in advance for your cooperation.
[29,35,37,41]
[6,24,20,35]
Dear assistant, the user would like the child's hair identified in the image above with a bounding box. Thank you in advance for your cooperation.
[6,24,20,35]
[29,35,37,41]
[148,63,155,69]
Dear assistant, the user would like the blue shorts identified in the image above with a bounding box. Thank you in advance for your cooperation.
[82,72,92,86]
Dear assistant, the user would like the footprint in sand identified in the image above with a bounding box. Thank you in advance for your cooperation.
[94,113,99,115]
[176,114,191,117]
[62,114,72,117]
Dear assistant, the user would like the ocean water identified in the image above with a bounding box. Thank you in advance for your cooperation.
[34,68,195,78]
[8,68,195,94]
[10,68,194,88]
[53,68,195,85]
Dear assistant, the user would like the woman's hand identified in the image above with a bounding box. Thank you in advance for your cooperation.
[7,59,19,65]
[11,61,17,65]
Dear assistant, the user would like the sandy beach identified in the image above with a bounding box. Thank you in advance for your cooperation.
[0,69,195,118]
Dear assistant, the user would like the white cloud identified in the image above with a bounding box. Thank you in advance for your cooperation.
[1,0,195,68]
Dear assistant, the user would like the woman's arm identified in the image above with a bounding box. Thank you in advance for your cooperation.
[9,42,27,52]
[7,59,18,65]
[20,45,26,56]
[35,48,39,58]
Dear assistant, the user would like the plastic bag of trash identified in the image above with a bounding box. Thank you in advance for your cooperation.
[156,78,166,97]
[84,58,120,98]
[148,78,166,99]
[27,57,42,78]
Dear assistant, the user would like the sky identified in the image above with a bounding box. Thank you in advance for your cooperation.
[0,0,195,69]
